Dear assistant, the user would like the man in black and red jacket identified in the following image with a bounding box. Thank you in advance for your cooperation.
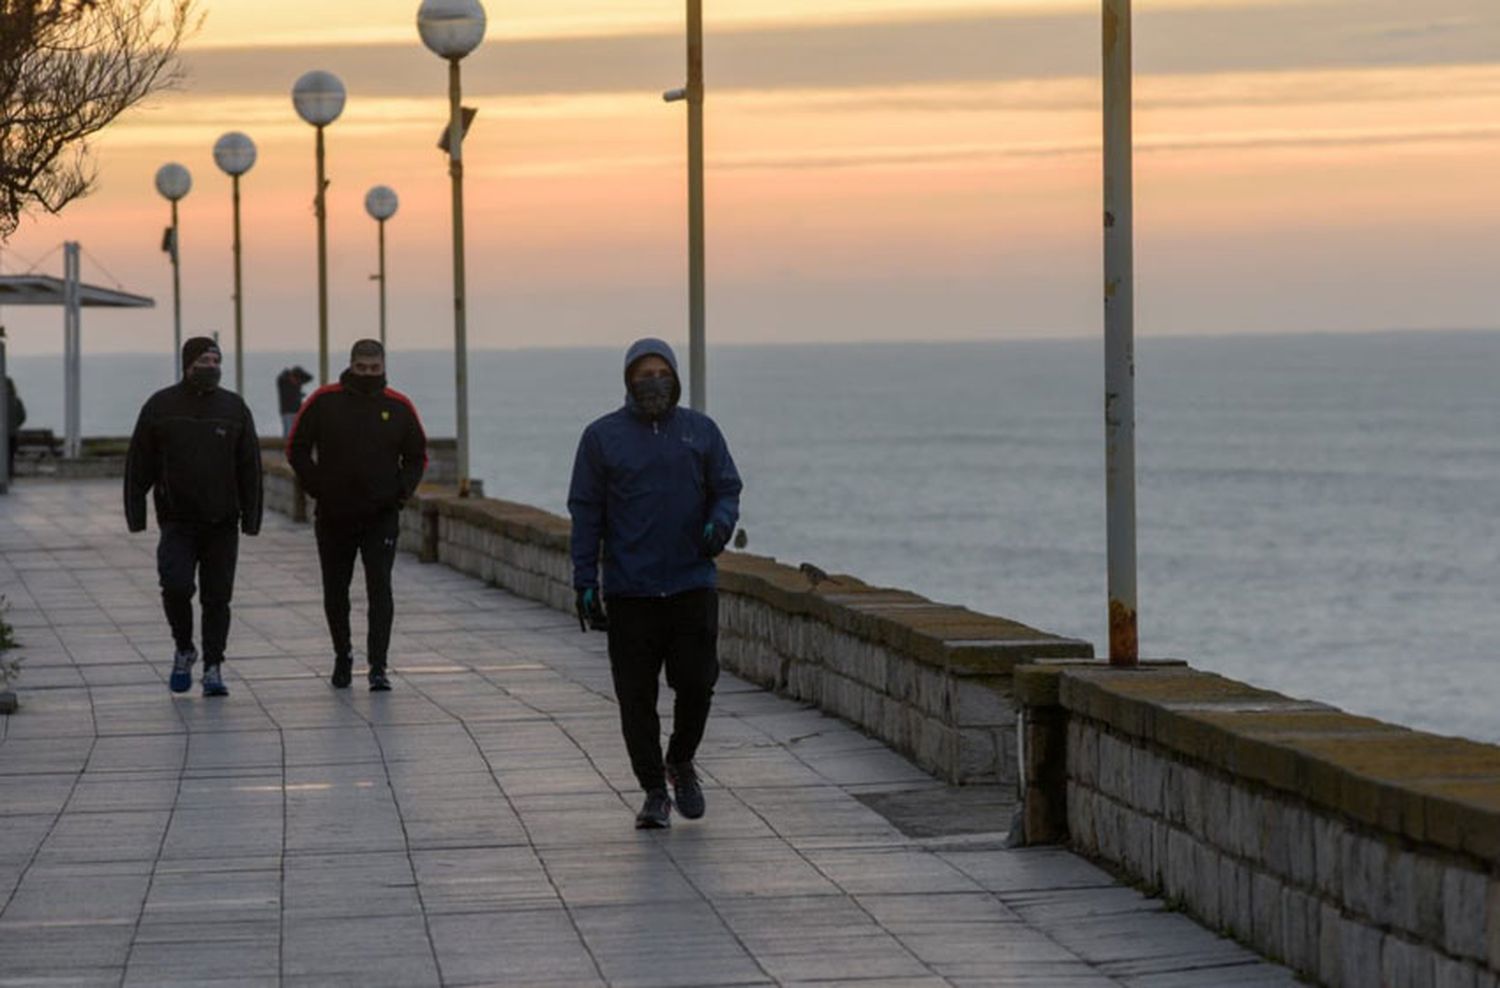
[287,339,426,691]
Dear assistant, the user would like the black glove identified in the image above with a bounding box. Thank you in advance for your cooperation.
[575,587,608,632]
[701,521,729,558]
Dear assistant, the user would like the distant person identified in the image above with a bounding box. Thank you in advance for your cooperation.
[568,338,742,829]
[276,365,314,437]
[6,375,24,478]
[124,338,263,697]
[287,339,426,691]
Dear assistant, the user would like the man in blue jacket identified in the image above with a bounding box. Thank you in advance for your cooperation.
[568,338,742,829]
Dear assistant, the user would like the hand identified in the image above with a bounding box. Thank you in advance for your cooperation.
[701,521,729,558]
[575,588,608,632]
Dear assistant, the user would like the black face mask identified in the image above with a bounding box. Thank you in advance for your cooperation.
[630,376,675,419]
[186,366,221,392]
[348,373,386,396]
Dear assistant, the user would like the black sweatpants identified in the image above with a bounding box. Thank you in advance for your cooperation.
[157,521,240,665]
[605,588,720,792]
[316,509,399,670]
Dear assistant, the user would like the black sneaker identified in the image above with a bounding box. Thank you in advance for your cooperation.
[331,656,352,689]
[667,761,705,820]
[368,669,391,692]
[635,789,672,829]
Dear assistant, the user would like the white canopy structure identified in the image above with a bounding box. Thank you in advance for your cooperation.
[0,242,155,458]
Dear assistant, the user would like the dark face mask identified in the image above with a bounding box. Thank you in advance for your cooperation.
[630,375,675,419]
[349,373,386,396]
[187,366,221,392]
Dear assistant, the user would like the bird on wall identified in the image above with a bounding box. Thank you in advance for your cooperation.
[733,528,748,550]
[799,562,838,589]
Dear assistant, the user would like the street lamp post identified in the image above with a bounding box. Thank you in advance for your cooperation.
[364,186,399,350]
[154,163,192,382]
[418,0,486,498]
[291,70,347,385]
[1103,0,1138,666]
[663,0,706,412]
[213,132,257,395]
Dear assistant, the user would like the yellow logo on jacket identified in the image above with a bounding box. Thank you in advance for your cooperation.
[381,411,390,421]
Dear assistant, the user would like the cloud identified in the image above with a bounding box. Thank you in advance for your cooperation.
[178,0,1500,100]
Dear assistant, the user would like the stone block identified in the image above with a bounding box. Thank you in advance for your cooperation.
[956,727,999,783]
[953,678,1012,727]
[1229,785,1261,862]
[1251,871,1285,961]
[1150,816,1170,891]
[1444,865,1489,963]
[1489,876,1500,975]
[1068,721,1099,789]
[1219,854,1253,942]
[1128,745,1165,817]
[1203,774,1232,847]
[1193,839,1223,931]
[1433,956,1480,988]
[1318,903,1344,987]
[1340,912,1384,988]
[1380,933,1436,988]
[1067,782,1098,855]
[1164,826,1195,905]
[1281,886,1320,976]
[1181,763,1208,837]
[1314,812,1343,902]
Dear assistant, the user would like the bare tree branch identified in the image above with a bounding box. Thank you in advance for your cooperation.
[1,0,198,239]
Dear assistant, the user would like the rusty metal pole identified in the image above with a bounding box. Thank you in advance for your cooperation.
[1103,0,1139,665]
[686,0,706,412]
[170,202,182,383]
[376,217,388,350]
[662,0,706,410]
[231,173,245,395]
[446,56,472,497]
[315,125,330,385]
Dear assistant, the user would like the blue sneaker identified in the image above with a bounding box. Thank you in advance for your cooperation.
[201,664,229,697]
[169,648,196,693]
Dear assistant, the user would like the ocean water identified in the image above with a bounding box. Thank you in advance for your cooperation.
[12,330,1500,742]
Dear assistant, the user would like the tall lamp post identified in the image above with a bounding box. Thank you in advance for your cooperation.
[291,70,347,385]
[364,185,399,350]
[1103,0,1138,666]
[663,0,706,411]
[154,163,192,381]
[213,132,257,395]
[417,0,485,498]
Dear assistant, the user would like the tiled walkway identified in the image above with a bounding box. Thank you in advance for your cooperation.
[0,480,1297,987]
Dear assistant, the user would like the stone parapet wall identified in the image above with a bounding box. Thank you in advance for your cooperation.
[263,457,1092,785]
[1015,663,1500,988]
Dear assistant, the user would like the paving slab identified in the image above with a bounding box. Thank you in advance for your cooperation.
[0,480,1297,986]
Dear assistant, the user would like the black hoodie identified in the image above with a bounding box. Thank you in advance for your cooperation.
[285,370,427,522]
[124,381,263,533]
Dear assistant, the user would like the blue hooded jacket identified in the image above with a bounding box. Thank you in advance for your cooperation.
[568,339,743,597]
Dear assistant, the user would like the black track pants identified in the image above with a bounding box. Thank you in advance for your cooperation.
[157,521,240,664]
[316,509,399,670]
[605,588,720,792]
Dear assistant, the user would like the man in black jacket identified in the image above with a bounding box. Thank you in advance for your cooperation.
[286,339,426,691]
[125,337,263,697]
[276,365,313,437]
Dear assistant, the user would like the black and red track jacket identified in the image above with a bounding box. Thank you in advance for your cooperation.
[286,371,427,523]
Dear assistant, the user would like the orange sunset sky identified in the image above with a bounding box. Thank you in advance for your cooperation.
[1,0,1497,356]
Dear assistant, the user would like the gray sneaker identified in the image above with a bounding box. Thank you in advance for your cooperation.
[201,664,229,698]
[635,789,672,829]
[168,648,196,693]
